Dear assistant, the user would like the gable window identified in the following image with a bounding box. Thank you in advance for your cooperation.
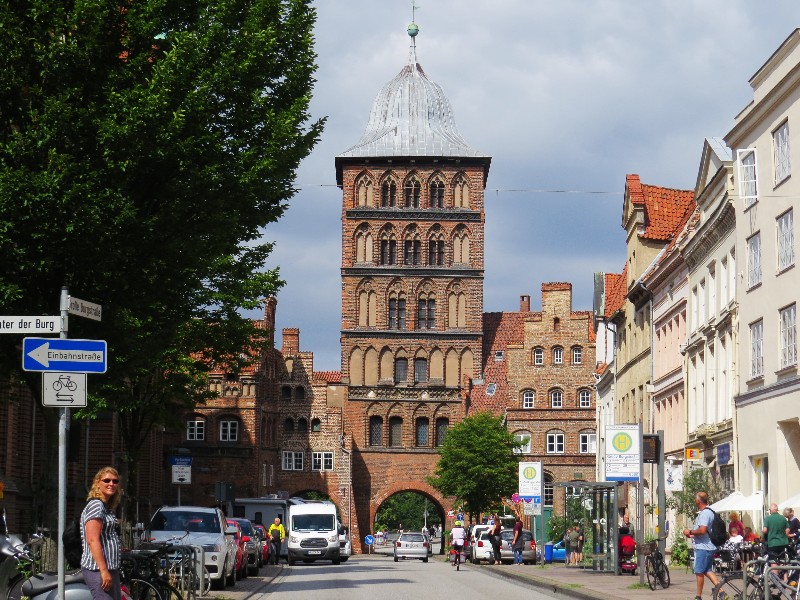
[389,416,403,447]
[553,346,563,364]
[514,432,532,454]
[413,358,428,384]
[546,432,565,454]
[297,418,308,433]
[369,416,383,447]
[747,233,762,288]
[572,346,583,364]
[311,418,321,433]
[415,418,429,447]
[282,450,303,471]
[780,304,797,369]
[774,121,791,184]
[389,296,407,329]
[435,417,449,447]
[579,389,591,408]
[381,181,396,208]
[220,420,239,442]
[284,418,294,432]
[486,383,497,396]
[187,420,205,441]
[738,149,758,207]
[312,451,334,471]
[522,390,535,409]
[579,432,597,454]
[533,347,544,366]
[550,389,563,408]
[777,209,795,272]
[295,387,306,400]
[751,319,764,379]
[280,385,292,400]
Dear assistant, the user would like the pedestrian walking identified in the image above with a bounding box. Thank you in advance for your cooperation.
[81,467,122,600]
[682,491,721,600]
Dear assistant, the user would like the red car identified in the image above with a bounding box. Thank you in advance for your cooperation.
[253,524,271,564]
[226,519,247,580]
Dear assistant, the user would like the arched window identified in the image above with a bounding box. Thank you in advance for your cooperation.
[435,417,449,446]
[579,389,592,408]
[394,357,408,384]
[546,430,565,454]
[404,232,421,265]
[453,230,470,264]
[414,358,428,383]
[428,234,445,266]
[550,389,564,408]
[369,416,383,447]
[544,473,554,507]
[405,178,421,208]
[186,417,206,441]
[388,294,407,329]
[389,416,403,447]
[311,418,322,432]
[513,431,532,454]
[553,346,563,365]
[418,294,436,329]
[358,288,377,327]
[284,418,295,432]
[355,229,374,264]
[533,347,544,366]
[522,390,535,409]
[430,179,444,208]
[572,346,583,364]
[280,385,292,400]
[448,291,466,328]
[415,417,429,447]
[380,233,397,265]
[295,386,306,400]
[356,176,374,207]
[453,175,470,208]
[297,418,308,433]
[381,180,397,208]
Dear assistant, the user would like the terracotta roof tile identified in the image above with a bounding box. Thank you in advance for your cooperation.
[604,267,627,318]
[314,370,342,383]
[626,174,694,241]
[471,311,527,414]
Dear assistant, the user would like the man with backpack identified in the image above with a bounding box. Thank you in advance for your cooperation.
[683,491,722,600]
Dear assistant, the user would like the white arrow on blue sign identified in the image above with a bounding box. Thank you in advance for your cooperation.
[23,337,107,373]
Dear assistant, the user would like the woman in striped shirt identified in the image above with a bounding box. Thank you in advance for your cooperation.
[81,467,122,600]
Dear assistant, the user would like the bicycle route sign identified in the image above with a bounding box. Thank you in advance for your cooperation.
[22,337,107,373]
[42,372,87,407]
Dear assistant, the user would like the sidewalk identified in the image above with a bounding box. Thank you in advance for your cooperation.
[474,560,706,600]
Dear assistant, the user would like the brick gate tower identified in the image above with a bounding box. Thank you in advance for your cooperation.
[335,23,491,549]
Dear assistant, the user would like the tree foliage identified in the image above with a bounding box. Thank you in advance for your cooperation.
[666,467,725,521]
[376,492,439,532]
[428,412,520,519]
[0,0,324,518]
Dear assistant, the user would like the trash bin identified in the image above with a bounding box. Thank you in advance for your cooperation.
[544,542,553,563]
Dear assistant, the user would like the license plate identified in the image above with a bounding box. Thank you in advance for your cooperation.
[308,550,322,555]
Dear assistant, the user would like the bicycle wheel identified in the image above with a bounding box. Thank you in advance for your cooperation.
[645,556,657,590]
[127,579,162,600]
[658,560,671,589]
[712,572,746,600]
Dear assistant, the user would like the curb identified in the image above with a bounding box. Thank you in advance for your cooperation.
[477,566,620,600]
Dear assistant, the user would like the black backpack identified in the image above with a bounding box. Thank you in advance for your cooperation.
[62,517,82,569]
[706,508,727,547]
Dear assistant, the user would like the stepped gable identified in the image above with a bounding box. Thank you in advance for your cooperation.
[626,174,695,241]
[471,311,528,413]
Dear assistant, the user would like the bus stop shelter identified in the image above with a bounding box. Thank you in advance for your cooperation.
[558,481,622,573]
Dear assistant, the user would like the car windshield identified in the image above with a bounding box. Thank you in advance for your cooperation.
[235,520,253,535]
[401,534,425,542]
[151,511,217,532]
[292,514,335,531]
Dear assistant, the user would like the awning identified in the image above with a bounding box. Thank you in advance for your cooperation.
[708,491,764,512]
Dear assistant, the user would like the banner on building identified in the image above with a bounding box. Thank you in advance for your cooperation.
[604,424,640,481]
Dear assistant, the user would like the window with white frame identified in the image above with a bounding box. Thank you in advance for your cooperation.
[513,432,532,454]
[774,121,791,184]
[522,390,535,409]
[533,347,544,365]
[780,304,797,369]
[544,474,554,507]
[738,149,758,207]
[553,346,563,364]
[546,432,565,454]
[282,451,303,471]
[751,319,764,378]
[311,451,334,471]
[777,209,795,271]
[572,346,583,364]
[187,420,205,441]
[220,420,239,442]
[579,389,591,408]
[550,389,563,408]
[579,432,596,454]
[747,233,762,288]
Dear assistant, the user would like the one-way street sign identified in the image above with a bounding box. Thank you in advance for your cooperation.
[22,338,107,373]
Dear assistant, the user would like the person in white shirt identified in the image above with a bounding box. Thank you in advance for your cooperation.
[450,521,466,565]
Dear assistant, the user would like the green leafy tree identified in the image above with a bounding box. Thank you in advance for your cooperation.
[666,467,725,521]
[0,0,324,524]
[376,492,435,531]
[428,412,520,520]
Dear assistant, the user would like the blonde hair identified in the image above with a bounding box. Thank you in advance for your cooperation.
[729,511,739,521]
[87,466,122,510]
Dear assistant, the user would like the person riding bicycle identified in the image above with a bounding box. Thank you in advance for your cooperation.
[450,520,466,565]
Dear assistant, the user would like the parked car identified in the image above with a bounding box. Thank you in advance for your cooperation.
[468,525,493,563]
[471,531,495,564]
[146,506,237,590]
[229,517,261,574]
[339,527,352,562]
[499,528,538,564]
[393,532,429,562]
[550,540,567,562]
[226,519,248,580]
[253,524,271,564]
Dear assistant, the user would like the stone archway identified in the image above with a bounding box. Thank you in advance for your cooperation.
[370,483,450,555]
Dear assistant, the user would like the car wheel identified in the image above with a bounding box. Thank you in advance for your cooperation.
[423,556,428,563]
[394,555,398,562]
[247,563,257,576]
[287,556,295,566]
[333,557,341,565]
[340,557,349,562]
[210,576,224,592]
[226,561,236,587]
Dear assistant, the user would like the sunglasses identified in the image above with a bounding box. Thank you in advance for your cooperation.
[101,478,120,484]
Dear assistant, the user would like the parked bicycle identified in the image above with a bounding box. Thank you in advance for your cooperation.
[712,550,800,600]
[643,536,670,590]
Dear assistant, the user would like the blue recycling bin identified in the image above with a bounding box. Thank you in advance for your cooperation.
[544,542,554,563]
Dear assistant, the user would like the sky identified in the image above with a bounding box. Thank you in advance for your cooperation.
[253,0,799,372]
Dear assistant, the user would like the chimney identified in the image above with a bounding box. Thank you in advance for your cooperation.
[282,328,300,355]
[520,295,531,312]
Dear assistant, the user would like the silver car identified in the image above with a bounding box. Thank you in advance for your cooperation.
[499,528,538,564]
[393,532,429,562]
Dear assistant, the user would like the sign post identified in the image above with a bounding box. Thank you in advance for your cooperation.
[519,461,543,550]
[171,456,193,506]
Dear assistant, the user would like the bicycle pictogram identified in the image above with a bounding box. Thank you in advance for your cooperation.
[52,374,78,392]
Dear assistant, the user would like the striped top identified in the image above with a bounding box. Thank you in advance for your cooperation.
[80,498,121,570]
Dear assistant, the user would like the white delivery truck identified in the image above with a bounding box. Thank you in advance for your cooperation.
[232,495,299,562]
[286,500,342,565]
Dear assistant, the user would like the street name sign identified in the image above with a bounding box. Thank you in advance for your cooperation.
[68,296,102,322]
[0,316,61,334]
[22,338,107,373]
[42,372,87,407]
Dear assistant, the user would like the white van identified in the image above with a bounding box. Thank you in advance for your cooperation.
[286,500,341,565]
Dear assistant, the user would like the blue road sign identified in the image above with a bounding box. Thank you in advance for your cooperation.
[23,337,107,373]
[364,534,374,546]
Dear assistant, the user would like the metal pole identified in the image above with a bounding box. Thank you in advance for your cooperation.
[58,286,69,600]
[638,422,645,586]
[657,430,666,554]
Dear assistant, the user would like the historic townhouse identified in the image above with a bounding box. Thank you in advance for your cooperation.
[725,29,800,506]
[470,284,597,523]
[679,138,738,493]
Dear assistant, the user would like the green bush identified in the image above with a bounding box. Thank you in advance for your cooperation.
[670,535,689,566]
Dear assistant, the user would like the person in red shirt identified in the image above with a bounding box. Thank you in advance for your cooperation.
[728,512,745,538]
